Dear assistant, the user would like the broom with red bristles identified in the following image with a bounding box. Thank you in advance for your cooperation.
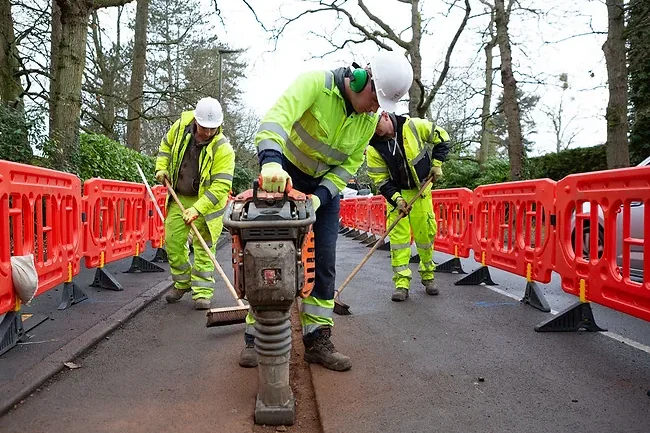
[137,163,248,325]
[162,181,249,326]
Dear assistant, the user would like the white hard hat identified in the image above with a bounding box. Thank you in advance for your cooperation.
[194,97,223,129]
[370,52,413,112]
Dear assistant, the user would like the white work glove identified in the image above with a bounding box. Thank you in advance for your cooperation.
[311,195,321,212]
[429,165,442,182]
[260,162,292,193]
[156,170,170,184]
[395,197,409,216]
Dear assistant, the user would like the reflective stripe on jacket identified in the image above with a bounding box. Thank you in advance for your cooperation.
[155,110,235,241]
[255,69,378,197]
[367,116,449,205]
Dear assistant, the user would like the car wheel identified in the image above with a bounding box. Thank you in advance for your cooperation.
[571,223,604,260]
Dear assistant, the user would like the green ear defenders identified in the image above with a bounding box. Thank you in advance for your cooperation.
[350,62,369,93]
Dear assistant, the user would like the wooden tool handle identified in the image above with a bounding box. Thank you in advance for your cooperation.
[165,181,245,307]
[334,175,435,299]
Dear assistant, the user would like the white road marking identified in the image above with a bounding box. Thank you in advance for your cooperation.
[483,285,650,356]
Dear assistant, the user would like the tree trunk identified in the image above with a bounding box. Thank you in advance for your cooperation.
[494,0,524,180]
[628,0,650,165]
[407,0,422,117]
[603,0,630,169]
[479,29,497,169]
[51,0,134,171]
[0,0,23,108]
[49,1,62,136]
[126,0,149,151]
[50,1,88,171]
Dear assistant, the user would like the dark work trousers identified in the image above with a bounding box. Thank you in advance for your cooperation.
[283,157,340,302]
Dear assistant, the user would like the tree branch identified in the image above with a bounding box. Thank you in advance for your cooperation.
[420,0,471,113]
[90,0,134,9]
[357,0,410,49]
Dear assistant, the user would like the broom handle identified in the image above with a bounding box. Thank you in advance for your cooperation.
[335,175,435,299]
[165,181,245,307]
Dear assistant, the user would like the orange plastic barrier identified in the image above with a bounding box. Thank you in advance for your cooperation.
[82,178,148,268]
[431,188,473,258]
[339,199,350,227]
[355,197,371,233]
[471,179,556,283]
[0,161,82,314]
[345,198,358,229]
[369,195,386,235]
[555,167,650,322]
[149,185,167,248]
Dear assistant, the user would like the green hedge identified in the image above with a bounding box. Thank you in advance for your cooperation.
[75,134,156,183]
[0,105,33,165]
[434,145,608,190]
[525,145,607,180]
[437,157,510,190]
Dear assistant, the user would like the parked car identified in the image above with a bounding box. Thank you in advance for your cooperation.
[571,155,649,283]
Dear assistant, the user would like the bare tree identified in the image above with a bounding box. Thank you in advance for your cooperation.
[0,0,24,108]
[126,0,149,151]
[477,1,498,168]
[494,0,524,180]
[49,0,134,172]
[274,0,471,118]
[83,9,128,139]
[541,73,580,153]
[603,0,630,168]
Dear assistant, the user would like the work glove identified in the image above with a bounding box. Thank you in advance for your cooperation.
[156,170,170,184]
[429,165,443,182]
[395,197,409,216]
[311,195,321,212]
[260,162,292,193]
[182,207,200,225]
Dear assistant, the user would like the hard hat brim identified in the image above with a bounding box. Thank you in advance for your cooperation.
[376,94,397,113]
[194,112,222,129]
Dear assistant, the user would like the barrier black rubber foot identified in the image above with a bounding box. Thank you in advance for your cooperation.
[0,311,48,356]
[124,256,165,274]
[338,227,350,235]
[454,266,496,286]
[58,281,88,310]
[90,268,124,291]
[0,311,23,356]
[409,254,420,264]
[534,301,606,332]
[344,230,360,238]
[353,232,369,241]
[436,257,466,274]
[521,281,551,313]
[361,235,378,245]
[152,248,169,263]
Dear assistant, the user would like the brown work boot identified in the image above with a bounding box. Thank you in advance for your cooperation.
[165,288,189,303]
[422,279,439,296]
[193,298,211,310]
[303,327,351,371]
[391,288,409,302]
[239,333,258,368]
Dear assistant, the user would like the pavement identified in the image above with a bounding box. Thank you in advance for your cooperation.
[1,234,649,433]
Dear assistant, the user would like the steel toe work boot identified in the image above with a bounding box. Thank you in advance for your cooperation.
[239,333,258,368]
[391,288,409,302]
[194,298,211,310]
[303,327,352,371]
[165,288,189,303]
[422,280,439,296]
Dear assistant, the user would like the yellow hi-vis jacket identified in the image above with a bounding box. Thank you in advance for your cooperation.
[155,110,235,242]
[255,69,378,198]
[366,116,449,205]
